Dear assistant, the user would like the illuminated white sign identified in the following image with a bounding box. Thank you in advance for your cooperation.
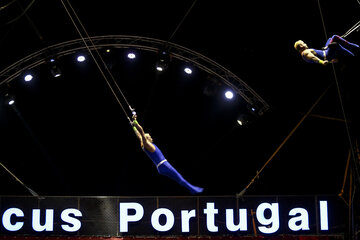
[119,201,329,234]
[0,197,334,236]
[1,208,82,232]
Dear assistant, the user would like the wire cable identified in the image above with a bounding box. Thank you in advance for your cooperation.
[342,20,360,38]
[65,0,133,109]
[339,149,351,206]
[0,0,17,11]
[317,0,329,40]
[317,1,360,237]
[0,161,41,198]
[317,0,360,185]
[60,0,134,122]
[317,0,360,39]
[168,0,198,43]
[237,83,333,197]
[2,0,37,25]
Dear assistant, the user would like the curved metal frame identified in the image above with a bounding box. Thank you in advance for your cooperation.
[0,35,269,113]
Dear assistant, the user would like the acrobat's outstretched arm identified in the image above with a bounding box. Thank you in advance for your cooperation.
[131,115,155,152]
[131,116,142,141]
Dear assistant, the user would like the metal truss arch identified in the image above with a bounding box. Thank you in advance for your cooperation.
[0,35,269,113]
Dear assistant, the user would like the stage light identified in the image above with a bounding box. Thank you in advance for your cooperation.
[77,55,86,62]
[247,102,265,116]
[8,99,15,105]
[48,58,62,78]
[155,50,170,72]
[225,90,234,99]
[4,93,15,106]
[236,114,251,126]
[24,74,33,82]
[51,65,62,78]
[184,67,192,74]
[127,53,136,59]
[155,60,167,72]
[156,66,164,72]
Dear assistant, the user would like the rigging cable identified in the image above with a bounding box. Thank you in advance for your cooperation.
[0,0,17,11]
[340,0,360,38]
[167,0,198,43]
[342,20,360,38]
[60,0,135,122]
[317,1,360,238]
[317,0,360,184]
[2,0,37,26]
[0,161,41,198]
[237,83,333,197]
[339,149,351,206]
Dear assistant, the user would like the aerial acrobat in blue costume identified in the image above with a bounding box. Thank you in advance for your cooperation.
[131,115,203,194]
[294,35,359,65]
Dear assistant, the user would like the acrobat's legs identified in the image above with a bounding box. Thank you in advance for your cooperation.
[327,35,360,48]
[157,161,203,194]
[324,35,359,58]
[337,44,355,56]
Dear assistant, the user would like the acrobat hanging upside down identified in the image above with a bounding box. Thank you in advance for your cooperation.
[294,35,359,65]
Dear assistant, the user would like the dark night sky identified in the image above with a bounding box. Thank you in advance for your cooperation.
[0,0,360,197]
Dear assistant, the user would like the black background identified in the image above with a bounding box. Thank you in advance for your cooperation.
[0,0,360,197]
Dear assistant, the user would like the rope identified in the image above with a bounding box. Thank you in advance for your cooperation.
[339,149,351,206]
[1,0,37,26]
[317,0,360,185]
[0,161,41,198]
[319,0,360,39]
[317,3,360,238]
[0,0,17,11]
[317,0,328,40]
[60,0,134,122]
[237,83,333,197]
[61,0,199,121]
[318,0,360,39]
[342,20,360,38]
[168,0,198,43]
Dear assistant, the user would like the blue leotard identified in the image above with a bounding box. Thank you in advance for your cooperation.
[142,143,166,166]
[142,144,203,194]
[304,35,359,63]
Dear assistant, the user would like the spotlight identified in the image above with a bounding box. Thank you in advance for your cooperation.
[4,93,15,106]
[155,60,168,72]
[155,50,170,72]
[247,102,265,116]
[225,90,234,100]
[236,114,252,126]
[50,65,62,78]
[77,55,86,62]
[184,67,192,74]
[127,52,136,59]
[156,66,164,72]
[49,58,62,78]
[155,60,167,72]
[24,74,33,82]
